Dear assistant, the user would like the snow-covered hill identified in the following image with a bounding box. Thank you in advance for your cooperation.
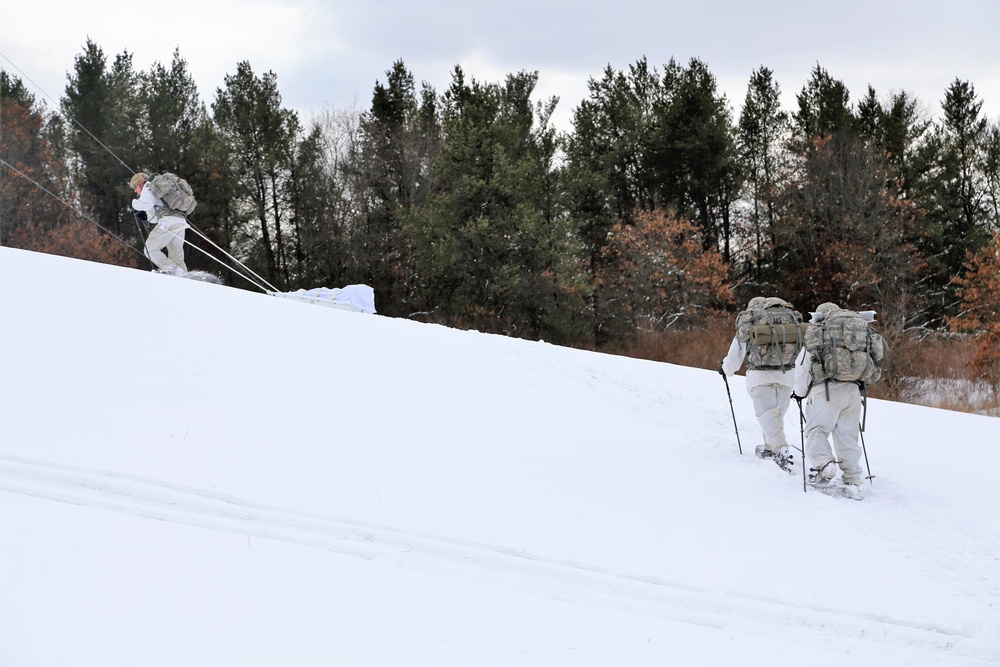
[1,246,998,666]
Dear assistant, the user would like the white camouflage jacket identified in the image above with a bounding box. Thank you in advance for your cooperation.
[132,184,189,230]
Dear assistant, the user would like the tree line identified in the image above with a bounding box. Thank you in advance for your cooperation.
[1,39,998,384]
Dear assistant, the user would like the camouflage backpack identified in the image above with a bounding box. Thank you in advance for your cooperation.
[735,298,804,370]
[148,172,197,217]
[805,307,887,385]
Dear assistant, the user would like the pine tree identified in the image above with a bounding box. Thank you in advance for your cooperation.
[984,122,1000,233]
[60,39,142,237]
[212,61,300,287]
[914,79,992,321]
[854,87,934,236]
[737,67,791,288]
[647,57,742,256]
[793,64,856,146]
[349,60,440,314]
[138,50,206,172]
[285,121,341,288]
[406,67,582,340]
[562,58,739,344]
[131,49,229,274]
[562,59,661,343]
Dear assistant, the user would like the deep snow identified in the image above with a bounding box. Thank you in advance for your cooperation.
[1,246,998,666]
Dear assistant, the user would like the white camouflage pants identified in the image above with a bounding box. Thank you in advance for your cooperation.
[749,383,791,453]
[803,381,864,484]
[145,218,188,272]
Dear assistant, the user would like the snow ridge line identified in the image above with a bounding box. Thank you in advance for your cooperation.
[0,455,983,663]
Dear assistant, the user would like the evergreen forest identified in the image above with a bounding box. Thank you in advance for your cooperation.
[2,41,999,408]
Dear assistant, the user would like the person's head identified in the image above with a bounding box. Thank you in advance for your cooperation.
[810,302,840,323]
[816,302,840,315]
[129,172,149,194]
[764,296,793,309]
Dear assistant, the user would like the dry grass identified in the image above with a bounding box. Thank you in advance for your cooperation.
[885,332,999,416]
[908,379,1000,416]
[606,317,998,417]
[604,313,734,369]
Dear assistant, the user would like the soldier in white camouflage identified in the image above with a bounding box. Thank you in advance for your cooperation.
[720,296,803,472]
[792,302,887,500]
[130,171,190,275]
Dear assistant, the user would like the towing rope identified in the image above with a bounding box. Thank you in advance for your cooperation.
[1,49,275,294]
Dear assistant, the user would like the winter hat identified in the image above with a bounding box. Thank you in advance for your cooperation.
[129,172,150,188]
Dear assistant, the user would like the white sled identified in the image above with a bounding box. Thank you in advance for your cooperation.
[271,285,376,314]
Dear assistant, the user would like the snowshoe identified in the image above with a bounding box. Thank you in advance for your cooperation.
[756,444,794,475]
[773,447,795,474]
[807,479,863,501]
[153,265,187,277]
[807,461,837,485]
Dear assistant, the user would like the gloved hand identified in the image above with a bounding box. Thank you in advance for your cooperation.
[717,361,726,377]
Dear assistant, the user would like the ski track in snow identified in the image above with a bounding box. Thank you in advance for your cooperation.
[1,453,991,665]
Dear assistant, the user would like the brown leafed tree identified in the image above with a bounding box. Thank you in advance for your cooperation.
[0,77,71,244]
[2,80,136,268]
[949,232,1000,394]
[9,219,138,267]
[597,209,732,334]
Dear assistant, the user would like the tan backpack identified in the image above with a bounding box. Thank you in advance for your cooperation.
[805,308,886,384]
[148,172,197,217]
[736,298,804,370]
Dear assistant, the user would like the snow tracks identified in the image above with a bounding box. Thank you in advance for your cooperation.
[0,454,992,665]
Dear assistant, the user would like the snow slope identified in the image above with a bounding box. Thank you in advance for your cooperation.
[1,246,998,666]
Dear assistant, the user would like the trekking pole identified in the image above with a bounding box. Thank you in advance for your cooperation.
[860,385,875,485]
[795,395,807,493]
[131,212,154,270]
[719,367,742,455]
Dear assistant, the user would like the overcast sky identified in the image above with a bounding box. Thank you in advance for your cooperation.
[2,0,998,133]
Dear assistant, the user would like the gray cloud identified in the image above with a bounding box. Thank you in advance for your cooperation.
[3,0,998,133]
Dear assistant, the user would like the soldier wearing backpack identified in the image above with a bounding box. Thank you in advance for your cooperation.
[720,296,804,472]
[129,171,192,275]
[792,302,887,500]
